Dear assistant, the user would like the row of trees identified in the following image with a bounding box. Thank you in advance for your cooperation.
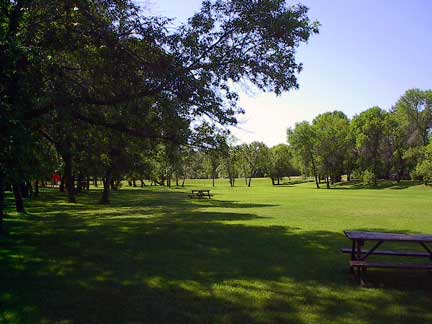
[180,141,298,187]
[0,0,319,231]
[288,89,432,188]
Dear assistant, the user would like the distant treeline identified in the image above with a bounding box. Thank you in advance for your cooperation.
[287,89,432,188]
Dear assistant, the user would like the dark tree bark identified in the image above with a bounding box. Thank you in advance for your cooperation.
[132,179,137,187]
[310,159,320,189]
[20,182,29,198]
[59,174,65,192]
[86,176,90,190]
[0,171,5,233]
[94,177,98,187]
[100,170,112,204]
[181,178,186,187]
[76,173,83,193]
[63,151,76,203]
[34,179,39,197]
[140,179,145,187]
[12,183,25,213]
[271,177,275,186]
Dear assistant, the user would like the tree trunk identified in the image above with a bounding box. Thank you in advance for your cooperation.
[314,174,320,189]
[13,183,25,213]
[86,176,90,190]
[277,178,280,185]
[140,179,145,187]
[175,176,179,187]
[310,159,320,189]
[132,179,137,187]
[212,174,215,187]
[20,182,29,198]
[0,171,5,233]
[34,179,39,197]
[94,177,98,187]
[76,173,83,193]
[181,178,186,187]
[63,151,76,203]
[326,176,330,189]
[100,170,112,205]
[247,176,252,187]
[271,178,275,186]
[60,174,65,192]
[27,181,33,197]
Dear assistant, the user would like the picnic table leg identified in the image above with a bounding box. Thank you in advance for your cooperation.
[350,240,356,273]
[420,242,432,259]
[355,240,365,284]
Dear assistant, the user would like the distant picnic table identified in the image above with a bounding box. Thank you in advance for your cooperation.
[342,231,432,285]
[188,189,212,199]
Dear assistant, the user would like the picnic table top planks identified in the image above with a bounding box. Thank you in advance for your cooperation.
[344,231,432,243]
[188,189,212,199]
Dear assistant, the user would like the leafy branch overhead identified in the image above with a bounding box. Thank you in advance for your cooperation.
[0,0,318,212]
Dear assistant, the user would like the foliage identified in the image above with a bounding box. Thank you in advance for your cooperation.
[360,170,377,187]
[269,144,297,184]
[0,0,319,215]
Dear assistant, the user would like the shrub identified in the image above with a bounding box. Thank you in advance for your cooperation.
[414,160,432,185]
[361,170,376,187]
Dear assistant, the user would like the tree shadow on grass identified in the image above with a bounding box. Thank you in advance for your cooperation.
[332,180,424,190]
[1,190,432,323]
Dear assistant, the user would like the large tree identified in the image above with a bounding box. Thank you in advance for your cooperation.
[351,107,388,185]
[269,144,296,185]
[1,0,319,221]
[312,111,352,188]
[287,121,320,188]
[238,142,270,187]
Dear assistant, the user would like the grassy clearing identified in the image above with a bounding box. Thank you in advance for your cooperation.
[1,179,432,323]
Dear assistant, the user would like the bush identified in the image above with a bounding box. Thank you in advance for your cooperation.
[414,160,432,185]
[361,170,376,187]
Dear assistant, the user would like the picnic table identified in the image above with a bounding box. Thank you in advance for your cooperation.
[188,189,212,199]
[342,231,432,285]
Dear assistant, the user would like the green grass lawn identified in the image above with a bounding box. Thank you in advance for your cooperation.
[1,179,432,323]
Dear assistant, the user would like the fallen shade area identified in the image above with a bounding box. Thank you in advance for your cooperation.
[1,179,432,324]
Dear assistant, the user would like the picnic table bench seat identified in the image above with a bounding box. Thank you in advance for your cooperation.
[342,230,432,285]
[340,248,430,258]
[350,260,432,270]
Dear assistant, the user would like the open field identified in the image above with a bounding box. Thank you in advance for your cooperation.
[1,179,432,324]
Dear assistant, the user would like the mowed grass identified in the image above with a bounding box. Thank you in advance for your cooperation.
[1,178,432,323]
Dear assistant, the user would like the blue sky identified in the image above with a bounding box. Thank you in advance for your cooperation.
[140,0,432,146]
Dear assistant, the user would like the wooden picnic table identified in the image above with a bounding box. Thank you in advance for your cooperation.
[342,231,432,285]
[189,189,212,199]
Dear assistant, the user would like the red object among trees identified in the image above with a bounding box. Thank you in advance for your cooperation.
[52,173,61,185]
